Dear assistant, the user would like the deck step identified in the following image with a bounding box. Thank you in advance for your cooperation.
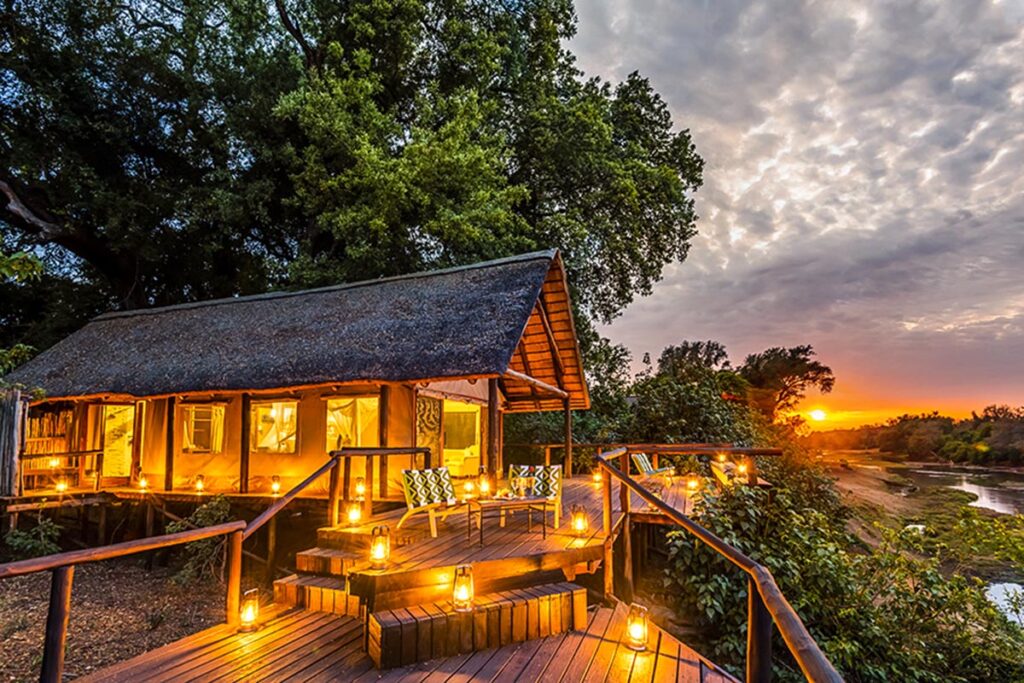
[317,523,429,552]
[367,582,588,670]
[295,547,365,577]
[273,574,360,616]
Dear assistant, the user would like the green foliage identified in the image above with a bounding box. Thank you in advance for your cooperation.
[166,495,232,585]
[738,345,835,418]
[4,511,61,559]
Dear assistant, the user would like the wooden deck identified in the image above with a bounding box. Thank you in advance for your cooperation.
[79,602,736,683]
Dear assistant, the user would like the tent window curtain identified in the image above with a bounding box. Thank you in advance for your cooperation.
[326,397,379,451]
[251,400,298,454]
[181,404,226,454]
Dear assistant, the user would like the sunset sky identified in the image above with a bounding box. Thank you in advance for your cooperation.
[572,1,1024,429]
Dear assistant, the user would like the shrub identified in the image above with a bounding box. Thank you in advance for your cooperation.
[4,510,61,558]
[166,495,232,585]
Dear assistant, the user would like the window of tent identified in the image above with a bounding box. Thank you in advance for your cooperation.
[180,404,225,454]
[325,396,380,451]
[442,400,481,476]
[250,400,298,454]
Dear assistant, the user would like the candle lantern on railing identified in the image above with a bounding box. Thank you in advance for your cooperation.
[452,565,474,612]
[370,525,391,568]
[271,474,281,496]
[239,589,260,632]
[570,504,590,537]
[55,478,68,494]
[355,477,366,500]
[592,469,602,485]
[626,603,649,651]
[195,474,205,493]
[736,462,748,478]
[717,453,727,464]
[347,502,362,526]
[686,475,700,492]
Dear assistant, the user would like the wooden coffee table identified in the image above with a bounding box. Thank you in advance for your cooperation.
[466,496,548,546]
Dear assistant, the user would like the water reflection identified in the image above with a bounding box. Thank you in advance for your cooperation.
[896,466,1024,515]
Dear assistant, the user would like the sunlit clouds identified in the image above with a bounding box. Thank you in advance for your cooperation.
[573,1,1024,425]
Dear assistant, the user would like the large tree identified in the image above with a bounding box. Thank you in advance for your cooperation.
[738,345,835,418]
[1,0,702,354]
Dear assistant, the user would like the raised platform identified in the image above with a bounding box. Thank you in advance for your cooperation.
[78,602,737,682]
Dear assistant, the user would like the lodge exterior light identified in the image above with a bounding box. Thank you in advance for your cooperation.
[195,474,205,493]
[239,589,260,632]
[355,477,366,499]
[370,525,391,568]
[570,504,590,537]
[48,457,59,469]
[55,478,68,494]
[452,565,474,612]
[347,502,362,526]
[271,475,281,496]
[626,603,649,651]
[138,476,149,492]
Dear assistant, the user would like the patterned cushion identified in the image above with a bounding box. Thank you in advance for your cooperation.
[508,464,562,499]
[402,467,457,508]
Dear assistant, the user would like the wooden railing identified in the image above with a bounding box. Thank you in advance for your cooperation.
[327,447,432,522]
[596,448,842,683]
[0,520,247,683]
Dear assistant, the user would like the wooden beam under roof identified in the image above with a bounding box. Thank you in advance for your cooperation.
[503,369,568,399]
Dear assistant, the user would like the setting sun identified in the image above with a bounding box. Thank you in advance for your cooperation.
[809,409,827,422]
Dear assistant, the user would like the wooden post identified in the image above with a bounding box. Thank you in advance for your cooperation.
[602,471,612,536]
[497,410,504,474]
[619,452,630,515]
[97,503,107,545]
[747,578,772,683]
[563,398,572,478]
[94,450,104,491]
[622,517,634,602]
[487,379,500,475]
[364,454,374,520]
[328,462,341,527]
[544,446,551,467]
[40,565,74,683]
[266,515,278,585]
[239,394,251,494]
[378,386,390,499]
[226,529,243,626]
[164,396,175,491]
[144,500,155,570]
[746,456,758,487]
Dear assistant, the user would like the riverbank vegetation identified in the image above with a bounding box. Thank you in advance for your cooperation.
[806,407,1024,465]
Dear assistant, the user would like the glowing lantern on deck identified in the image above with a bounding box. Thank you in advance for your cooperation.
[370,525,391,568]
[477,469,491,497]
[48,458,59,469]
[271,475,281,496]
[716,453,727,464]
[462,480,475,497]
[626,603,649,651]
[239,589,260,632]
[195,475,205,493]
[55,478,68,494]
[686,475,700,492]
[452,565,474,612]
[570,504,590,537]
[138,476,149,492]
[346,503,362,526]
[736,463,748,477]
[355,477,366,499]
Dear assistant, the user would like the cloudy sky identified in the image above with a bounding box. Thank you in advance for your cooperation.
[571,0,1024,428]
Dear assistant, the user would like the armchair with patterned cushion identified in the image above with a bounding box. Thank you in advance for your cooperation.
[507,464,563,529]
[397,467,460,537]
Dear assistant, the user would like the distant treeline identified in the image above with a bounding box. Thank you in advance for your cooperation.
[804,405,1024,465]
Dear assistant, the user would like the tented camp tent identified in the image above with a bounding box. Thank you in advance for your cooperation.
[0,250,589,500]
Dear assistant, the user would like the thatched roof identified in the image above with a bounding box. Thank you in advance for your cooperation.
[5,251,589,411]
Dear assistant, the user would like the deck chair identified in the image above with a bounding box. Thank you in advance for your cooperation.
[397,467,459,538]
[631,453,674,479]
[507,464,563,529]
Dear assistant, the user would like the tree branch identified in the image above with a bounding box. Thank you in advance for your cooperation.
[0,179,63,240]
[274,0,319,73]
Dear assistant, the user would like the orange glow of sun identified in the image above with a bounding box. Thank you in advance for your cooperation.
[809,409,827,422]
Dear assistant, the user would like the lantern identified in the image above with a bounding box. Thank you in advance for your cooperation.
[355,477,366,499]
[195,474,205,493]
[463,480,475,498]
[686,475,700,492]
[453,565,474,612]
[626,603,649,651]
[370,525,391,568]
[592,470,603,484]
[48,457,59,469]
[239,589,260,632]
[570,504,590,537]
[477,468,491,497]
[736,463,748,477]
[271,475,281,495]
[138,476,149,491]
[346,502,362,526]
[55,478,68,494]
[717,453,727,463]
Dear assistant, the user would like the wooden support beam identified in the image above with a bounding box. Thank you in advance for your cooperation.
[226,529,242,626]
[619,452,630,515]
[328,462,341,527]
[266,515,278,585]
[563,397,573,478]
[487,379,500,475]
[603,538,614,602]
[164,397,175,491]
[379,386,390,499]
[536,300,566,387]
[239,394,251,494]
[622,517,634,602]
[747,577,773,683]
[364,452,375,521]
[503,369,568,399]
[40,565,74,683]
